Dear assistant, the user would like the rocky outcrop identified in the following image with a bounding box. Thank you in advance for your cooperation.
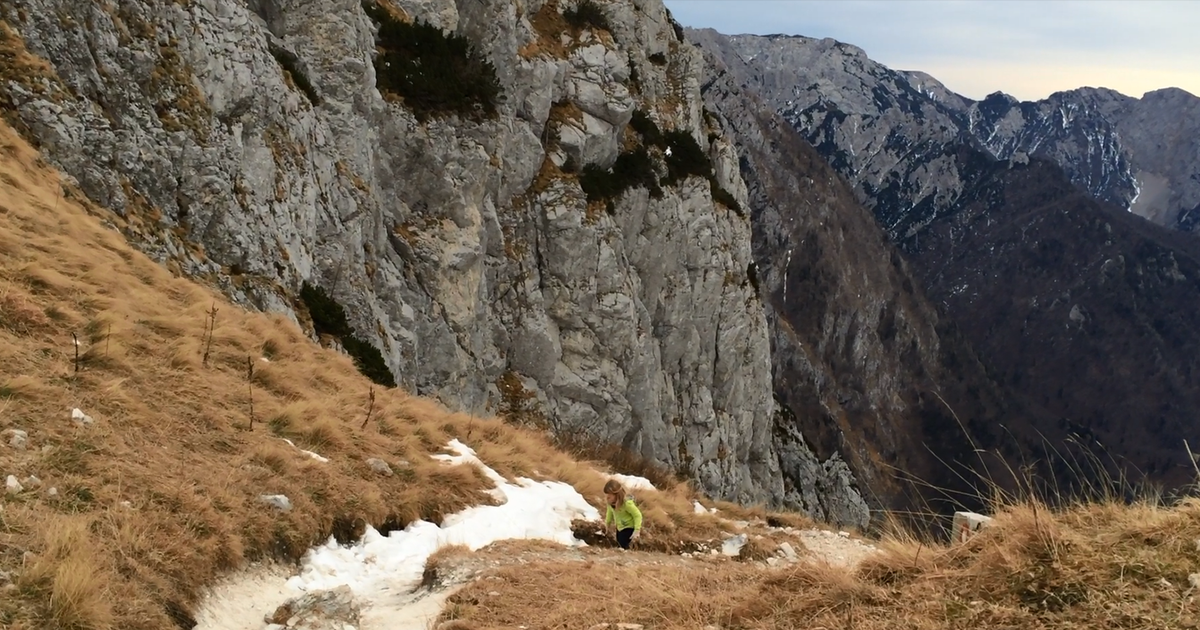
[0,0,793,505]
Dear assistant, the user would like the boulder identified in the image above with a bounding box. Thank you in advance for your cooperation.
[265,586,359,630]
[366,458,393,477]
[4,429,27,450]
[259,494,293,512]
[70,408,94,426]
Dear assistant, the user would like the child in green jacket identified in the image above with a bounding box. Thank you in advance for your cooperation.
[603,478,643,549]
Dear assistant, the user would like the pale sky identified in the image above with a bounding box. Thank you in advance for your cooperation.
[664,0,1200,102]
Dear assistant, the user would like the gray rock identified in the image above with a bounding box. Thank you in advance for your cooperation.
[259,494,292,512]
[3,429,27,450]
[22,476,41,490]
[950,511,993,544]
[5,475,22,495]
[365,457,392,477]
[720,533,747,556]
[70,408,94,427]
[0,570,10,586]
[265,586,359,630]
[778,541,797,561]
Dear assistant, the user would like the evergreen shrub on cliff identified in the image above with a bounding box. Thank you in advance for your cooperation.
[579,146,663,210]
[362,1,502,121]
[564,0,612,32]
[300,282,396,387]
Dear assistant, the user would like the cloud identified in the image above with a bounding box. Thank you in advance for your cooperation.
[665,0,1200,101]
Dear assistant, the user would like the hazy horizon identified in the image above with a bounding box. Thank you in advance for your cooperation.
[663,0,1200,102]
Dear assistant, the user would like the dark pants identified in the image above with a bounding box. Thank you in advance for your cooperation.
[616,527,634,549]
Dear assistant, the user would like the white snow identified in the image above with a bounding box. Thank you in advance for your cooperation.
[196,439,599,630]
[1128,176,1142,213]
[692,500,718,515]
[279,438,329,463]
[609,473,656,492]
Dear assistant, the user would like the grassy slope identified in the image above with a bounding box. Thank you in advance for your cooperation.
[446,500,1200,629]
[0,121,755,630]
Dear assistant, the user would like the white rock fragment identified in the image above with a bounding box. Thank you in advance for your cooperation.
[951,511,994,543]
[22,476,41,490]
[4,429,27,450]
[279,438,329,463]
[1190,573,1200,590]
[778,541,798,561]
[47,487,58,497]
[70,408,94,426]
[5,475,22,495]
[366,458,393,477]
[259,494,292,511]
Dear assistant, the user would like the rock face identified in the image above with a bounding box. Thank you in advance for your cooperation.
[0,0,796,506]
[696,28,1200,498]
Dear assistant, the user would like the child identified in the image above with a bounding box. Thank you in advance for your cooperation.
[603,479,643,549]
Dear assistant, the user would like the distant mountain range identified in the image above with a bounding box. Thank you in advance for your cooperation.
[693,28,1200,500]
[693,31,1200,236]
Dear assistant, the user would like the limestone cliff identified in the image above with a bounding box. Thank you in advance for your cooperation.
[0,0,796,505]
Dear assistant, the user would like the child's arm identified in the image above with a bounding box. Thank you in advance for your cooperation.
[604,504,614,527]
[628,500,643,530]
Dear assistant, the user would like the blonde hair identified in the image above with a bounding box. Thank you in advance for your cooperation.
[603,479,627,506]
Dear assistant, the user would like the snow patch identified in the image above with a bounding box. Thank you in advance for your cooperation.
[609,473,656,492]
[196,440,599,629]
[279,438,330,463]
[1128,176,1142,213]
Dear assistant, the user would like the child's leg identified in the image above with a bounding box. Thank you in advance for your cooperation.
[616,528,634,549]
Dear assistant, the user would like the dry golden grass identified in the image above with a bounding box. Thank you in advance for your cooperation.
[445,497,1200,630]
[0,120,768,629]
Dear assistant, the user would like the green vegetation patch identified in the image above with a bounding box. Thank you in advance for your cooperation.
[563,0,611,32]
[361,1,502,121]
[300,282,396,387]
[579,146,663,210]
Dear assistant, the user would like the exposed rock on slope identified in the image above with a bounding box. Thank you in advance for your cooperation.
[0,0,789,504]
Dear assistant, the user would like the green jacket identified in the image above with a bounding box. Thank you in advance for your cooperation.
[605,498,643,531]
